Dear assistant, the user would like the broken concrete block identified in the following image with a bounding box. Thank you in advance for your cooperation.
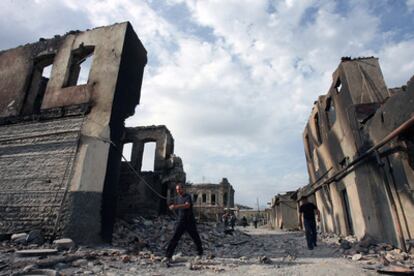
[16,249,58,257]
[18,269,60,276]
[11,233,28,243]
[352,253,363,261]
[53,238,74,250]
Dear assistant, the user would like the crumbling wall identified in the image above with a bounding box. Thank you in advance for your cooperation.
[116,125,186,218]
[0,22,147,243]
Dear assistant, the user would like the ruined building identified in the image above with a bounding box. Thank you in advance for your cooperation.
[184,178,235,221]
[0,22,187,244]
[269,191,298,230]
[117,125,186,217]
[302,57,414,249]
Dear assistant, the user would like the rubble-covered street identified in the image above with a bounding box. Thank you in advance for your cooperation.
[3,216,413,275]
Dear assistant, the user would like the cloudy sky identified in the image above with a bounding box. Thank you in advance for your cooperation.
[1,0,414,207]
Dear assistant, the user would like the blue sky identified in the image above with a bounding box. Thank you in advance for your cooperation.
[1,0,414,207]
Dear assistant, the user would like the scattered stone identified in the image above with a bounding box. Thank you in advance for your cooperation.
[352,254,363,261]
[121,254,130,263]
[53,238,75,250]
[16,249,58,257]
[18,269,60,276]
[11,233,28,244]
[339,239,352,250]
[259,255,272,264]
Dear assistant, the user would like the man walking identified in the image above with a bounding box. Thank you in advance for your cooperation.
[164,183,203,265]
[299,197,320,250]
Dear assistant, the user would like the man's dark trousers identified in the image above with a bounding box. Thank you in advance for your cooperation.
[166,219,203,258]
[303,218,317,249]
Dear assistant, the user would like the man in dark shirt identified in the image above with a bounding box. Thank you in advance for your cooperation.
[164,183,203,264]
[299,197,320,250]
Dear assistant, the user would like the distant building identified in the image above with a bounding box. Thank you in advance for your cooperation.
[269,192,298,230]
[183,178,235,221]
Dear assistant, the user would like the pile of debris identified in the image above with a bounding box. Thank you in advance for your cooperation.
[321,233,414,274]
[112,216,251,258]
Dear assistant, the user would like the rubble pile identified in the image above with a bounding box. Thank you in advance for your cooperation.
[112,216,252,258]
[320,233,414,274]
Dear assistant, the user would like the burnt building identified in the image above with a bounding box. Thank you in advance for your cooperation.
[117,125,186,218]
[0,22,150,243]
[184,178,235,221]
[302,57,414,249]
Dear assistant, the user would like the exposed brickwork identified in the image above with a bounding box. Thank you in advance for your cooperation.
[0,116,84,236]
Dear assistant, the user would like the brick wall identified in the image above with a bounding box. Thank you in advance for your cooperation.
[0,116,84,236]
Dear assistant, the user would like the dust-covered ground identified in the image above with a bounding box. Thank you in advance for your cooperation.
[1,225,381,276]
[133,226,378,276]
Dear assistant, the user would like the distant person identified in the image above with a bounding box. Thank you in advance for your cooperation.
[222,212,229,228]
[241,216,248,227]
[253,216,258,228]
[164,183,203,266]
[299,197,321,250]
[229,214,236,230]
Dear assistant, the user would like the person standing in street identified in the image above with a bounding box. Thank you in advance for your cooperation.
[164,183,203,265]
[299,197,321,250]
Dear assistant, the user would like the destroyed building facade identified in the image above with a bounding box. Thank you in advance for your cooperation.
[184,178,235,221]
[117,125,186,217]
[302,57,414,249]
[0,22,150,243]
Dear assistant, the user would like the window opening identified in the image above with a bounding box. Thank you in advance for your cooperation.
[64,45,94,87]
[42,64,53,79]
[211,194,216,205]
[223,192,228,206]
[193,194,198,203]
[23,54,55,115]
[122,142,133,162]
[335,79,342,93]
[141,142,156,171]
[325,97,336,129]
[202,194,207,203]
[314,112,322,144]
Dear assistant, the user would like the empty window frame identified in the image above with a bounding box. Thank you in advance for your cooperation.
[122,142,133,162]
[335,78,342,93]
[211,194,216,205]
[64,45,94,87]
[23,54,55,114]
[141,142,156,171]
[193,194,198,203]
[325,97,336,129]
[202,194,207,203]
